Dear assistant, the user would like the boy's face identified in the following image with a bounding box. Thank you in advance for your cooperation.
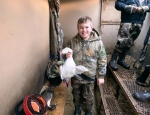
[78,21,92,40]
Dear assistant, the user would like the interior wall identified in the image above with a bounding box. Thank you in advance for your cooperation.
[0,0,49,114]
[59,0,100,47]
[101,0,121,53]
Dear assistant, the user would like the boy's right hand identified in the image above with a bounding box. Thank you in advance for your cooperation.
[66,52,72,58]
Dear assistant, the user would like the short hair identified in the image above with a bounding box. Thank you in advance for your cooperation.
[77,16,92,28]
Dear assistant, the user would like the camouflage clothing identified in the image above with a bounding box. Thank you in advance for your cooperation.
[114,0,150,53]
[71,76,94,111]
[49,0,63,60]
[115,23,142,53]
[48,0,60,15]
[46,60,64,79]
[46,60,64,86]
[67,30,107,79]
[67,30,107,111]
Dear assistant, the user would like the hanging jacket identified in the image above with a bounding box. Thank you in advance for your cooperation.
[49,0,63,60]
[67,30,107,79]
[115,0,150,24]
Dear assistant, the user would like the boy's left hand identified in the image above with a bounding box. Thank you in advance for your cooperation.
[97,78,104,85]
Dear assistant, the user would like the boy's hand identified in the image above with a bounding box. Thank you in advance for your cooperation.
[66,52,72,58]
[97,78,104,85]
[63,79,71,87]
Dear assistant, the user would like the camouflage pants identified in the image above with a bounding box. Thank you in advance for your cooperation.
[71,77,95,111]
[115,23,142,53]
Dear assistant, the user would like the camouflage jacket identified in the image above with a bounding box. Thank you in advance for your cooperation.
[67,30,107,79]
[49,0,63,60]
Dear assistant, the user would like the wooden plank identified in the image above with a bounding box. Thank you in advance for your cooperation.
[40,81,67,115]
[46,82,67,115]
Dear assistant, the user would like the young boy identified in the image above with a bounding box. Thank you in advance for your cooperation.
[66,16,107,115]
